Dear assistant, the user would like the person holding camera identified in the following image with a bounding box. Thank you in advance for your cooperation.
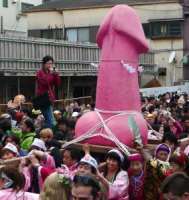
[35,55,61,128]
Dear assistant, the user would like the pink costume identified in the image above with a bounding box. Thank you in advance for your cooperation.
[75,5,149,148]
[0,189,39,200]
[23,153,56,191]
[108,170,129,200]
[41,153,56,169]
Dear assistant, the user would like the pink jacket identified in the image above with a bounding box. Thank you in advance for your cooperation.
[36,69,61,101]
[41,153,56,169]
[0,189,39,200]
[108,170,129,200]
[170,121,183,138]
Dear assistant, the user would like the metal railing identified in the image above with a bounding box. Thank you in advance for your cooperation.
[0,96,93,115]
[0,35,155,76]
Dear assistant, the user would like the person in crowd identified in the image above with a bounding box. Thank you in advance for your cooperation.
[143,143,171,200]
[162,132,178,153]
[53,110,62,122]
[99,149,129,200]
[161,172,189,200]
[0,166,39,200]
[77,153,98,176]
[166,153,188,175]
[40,172,71,200]
[16,118,36,151]
[71,174,101,200]
[128,153,144,200]
[36,55,61,128]
[62,147,82,173]
[54,118,70,141]
[0,143,19,160]
[39,128,53,144]
[2,135,27,157]
[0,117,12,141]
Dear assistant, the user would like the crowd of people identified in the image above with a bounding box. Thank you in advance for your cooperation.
[0,56,189,200]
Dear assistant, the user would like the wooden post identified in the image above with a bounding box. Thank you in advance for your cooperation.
[67,76,71,98]
[182,0,189,79]
[17,77,20,94]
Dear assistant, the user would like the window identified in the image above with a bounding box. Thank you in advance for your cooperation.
[78,28,89,42]
[66,28,89,42]
[66,29,77,42]
[3,0,8,8]
[150,20,182,38]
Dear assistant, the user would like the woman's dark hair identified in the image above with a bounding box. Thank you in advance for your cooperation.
[2,135,20,147]
[104,152,122,182]
[63,147,82,162]
[57,118,68,126]
[24,118,35,132]
[0,118,12,132]
[161,172,189,196]
[162,132,178,146]
[0,167,25,191]
[73,175,100,199]
[42,55,54,64]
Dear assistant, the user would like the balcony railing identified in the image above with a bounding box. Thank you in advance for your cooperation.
[0,35,155,76]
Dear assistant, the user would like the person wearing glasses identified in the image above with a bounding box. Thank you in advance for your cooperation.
[71,174,101,200]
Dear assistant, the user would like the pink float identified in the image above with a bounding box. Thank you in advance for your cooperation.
[75,5,149,148]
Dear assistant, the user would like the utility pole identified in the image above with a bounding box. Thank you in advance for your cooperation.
[182,0,189,79]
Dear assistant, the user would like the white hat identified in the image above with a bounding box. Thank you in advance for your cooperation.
[80,154,98,170]
[72,112,79,118]
[3,143,19,156]
[31,138,47,151]
[108,149,124,162]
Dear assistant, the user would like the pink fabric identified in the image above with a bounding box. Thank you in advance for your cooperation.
[41,153,56,169]
[22,167,31,191]
[0,189,39,200]
[108,170,129,200]
[37,154,56,189]
[38,166,55,190]
[170,121,183,138]
[184,145,189,156]
[36,69,61,101]
[75,5,149,147]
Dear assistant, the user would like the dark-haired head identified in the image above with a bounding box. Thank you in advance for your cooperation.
[21,118,35,133]
[42,55,54,64]
[72,175,100,200]
[0,167,25,191]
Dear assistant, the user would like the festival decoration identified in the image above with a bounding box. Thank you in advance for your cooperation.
[74,5,149,151]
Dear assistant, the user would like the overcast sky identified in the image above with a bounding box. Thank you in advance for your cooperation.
[22,0,42,5]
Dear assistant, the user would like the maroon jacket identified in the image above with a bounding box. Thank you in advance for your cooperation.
[36,69,61,101]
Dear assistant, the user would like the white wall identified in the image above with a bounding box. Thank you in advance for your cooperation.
[0,0,28,36]
[22,0,42,6]
[27,11,63,29]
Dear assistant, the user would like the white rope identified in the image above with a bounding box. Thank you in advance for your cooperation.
[95,108,139,115]
[63,109,143,156]
[95,110,131,156]
[63,110,136,148]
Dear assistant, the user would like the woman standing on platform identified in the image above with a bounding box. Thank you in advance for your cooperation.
[36,55,61,128]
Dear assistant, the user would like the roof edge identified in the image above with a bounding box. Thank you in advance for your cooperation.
[25,0,180,13]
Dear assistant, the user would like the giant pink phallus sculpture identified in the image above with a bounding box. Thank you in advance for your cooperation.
[72,5,149,152]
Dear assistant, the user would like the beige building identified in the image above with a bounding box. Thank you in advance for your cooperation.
[25,0,184,87]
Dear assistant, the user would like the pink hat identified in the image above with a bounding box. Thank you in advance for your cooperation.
[129,153,143,162]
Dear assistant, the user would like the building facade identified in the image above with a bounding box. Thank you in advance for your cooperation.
[25,0,185,86]
[0,0,28,36]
